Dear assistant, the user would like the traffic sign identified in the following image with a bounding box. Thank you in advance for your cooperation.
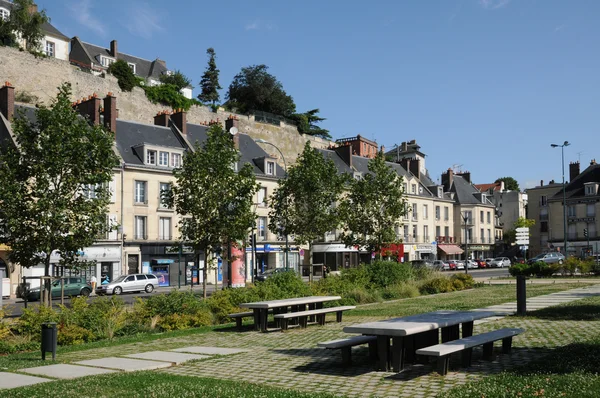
[516,239,530,245]
[516,227,529,233]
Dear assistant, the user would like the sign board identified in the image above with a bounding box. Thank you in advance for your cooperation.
[299,249,305,256]
[520,245,529,250]
[516,227,530,233]
[516,239,530,245]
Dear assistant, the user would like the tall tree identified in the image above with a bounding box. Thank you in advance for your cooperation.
[1,0,49,51]
[197,48,221,106]
[225,64,296,116]
[0,83,120,305]
[168,124,258,298]
[339,151,407,258]
[503,217,536,245]
[495,176,520,191]
[269,142,346,267]
[290,109,331,139]
[160,70,192,92]
[107,60,138,92]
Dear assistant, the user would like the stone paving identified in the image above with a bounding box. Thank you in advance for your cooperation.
[1,284,600,397]
[20,364,116,379]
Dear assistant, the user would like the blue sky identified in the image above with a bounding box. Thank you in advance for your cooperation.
[39,0,599,190]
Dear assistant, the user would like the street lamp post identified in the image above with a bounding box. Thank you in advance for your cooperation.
[461,211,470,275]
[254,139,289,270]
[551,141,570,256]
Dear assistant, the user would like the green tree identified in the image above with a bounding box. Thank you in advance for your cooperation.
[503,217,536,245]
[107,60,138,92]
[495,176,520,191]
[269,142,346,267]
[0,83,120,305]
[339,151,407,259]
[168,125,258,298]
[197,48,222,106]
[225,64,296,116]
[0,0,48,51]
[290,109,331,139]
[159,70,192,92]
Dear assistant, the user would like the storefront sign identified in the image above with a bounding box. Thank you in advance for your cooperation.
[416,244,434,252]
[468,245,490,251]
[165,246,194,254]
[153,258,175,265]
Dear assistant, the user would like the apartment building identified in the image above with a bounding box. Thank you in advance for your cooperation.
[476,180,528,234]
[525,180,563,256]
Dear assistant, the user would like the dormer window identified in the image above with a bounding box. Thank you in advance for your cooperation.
[101,56,115,67]
[411,184,416,194]
[146,150,156,165]
[159,151,169,167]
[585,183,598,196]
[0,8,9,21]
[481,193,487,204]
[266,161,275,176]
[171,153,181,168]
[128,63,136,74]
[437,187,443,198]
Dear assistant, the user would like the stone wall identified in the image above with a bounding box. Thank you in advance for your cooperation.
[0,46,334,165]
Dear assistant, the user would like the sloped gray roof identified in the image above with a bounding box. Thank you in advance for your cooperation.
[114,120,185,166]
[552,163,600,200]
[316,149,353,175]
[450,175,493,205]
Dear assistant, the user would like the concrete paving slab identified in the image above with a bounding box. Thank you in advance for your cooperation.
[0,372,50,389]
[75,357,172,372]
[19,364,117,379]
[125,351,209,365]
[171,346,248,355]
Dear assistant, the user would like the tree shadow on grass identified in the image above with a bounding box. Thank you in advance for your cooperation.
[526,304,600,321]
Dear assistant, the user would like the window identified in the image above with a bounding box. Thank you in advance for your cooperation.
[403,202,409,220]
[0,8,9,21]
[587,204,595,217]
[412,203,418,220]
[136,275,147,281]
[135,181,147,204]
[436,226,441,239]
[480,211,484,223]
[437,187,443,198]
[480,228,484,243]
[423,205,428,220]
[134,216,147,239]
[444,206,449,221]
[83,184,98,199]
[101,56,115,67]
[126,275,135,282]
[159,217,171,240]
[463,211,472,224]
[423,225,429,241]
[411,184,416,194]
[146,150,156,165]
[568,205,576,217]
[158,151,169,167]
[45,41,55,57]
[487,229,491,243]
[435,206,440,220]
[159,183,171,209]
[257,187,267,207]
[585,184,598,196]
[403,183,407,193]
[412,225,417,240]
[257,217,267,240]
[128,63,136,73]
[444,226,449,239]
[487,211,491,224]
[540,221,548,233]
[171,153,182,168]
[266,161,275,175]
[403,225,409,241]
[540,195,548,206]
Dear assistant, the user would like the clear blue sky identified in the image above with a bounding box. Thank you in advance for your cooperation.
[40,0,599,190]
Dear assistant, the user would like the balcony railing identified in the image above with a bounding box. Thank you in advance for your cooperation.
[539,214,548,221]
[436,236,455,243]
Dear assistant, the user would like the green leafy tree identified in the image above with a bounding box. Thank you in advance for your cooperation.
[495,176,520,191]
[339,151,407,259]
[159,70,192,92]
[197,48,222,106]
[107,60,138,92]
[504,217,536,245]
[225,64,296,116]
[0,83,120,305]
[290,109,331,139]
[168,125,258,298]
[269,142,346,266]
[0,0,48,51]
[143,84,200,111]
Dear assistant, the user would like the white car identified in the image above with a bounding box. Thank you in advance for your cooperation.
[96,274,159,295]
[489,257,511,268]
[466,260,478,269]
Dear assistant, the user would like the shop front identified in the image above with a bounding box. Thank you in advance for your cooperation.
[245,244,300,280]
[468,245,493,260]
[437,244,464,261]
[140,244,197,287]
[51,244,121,284]
[310,243,371,276]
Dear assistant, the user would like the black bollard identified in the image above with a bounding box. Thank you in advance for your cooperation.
[516,275,527,316]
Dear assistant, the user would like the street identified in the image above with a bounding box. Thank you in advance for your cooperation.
[444,267,510,279]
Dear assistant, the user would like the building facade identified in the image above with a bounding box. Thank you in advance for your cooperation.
[525,180,563,256]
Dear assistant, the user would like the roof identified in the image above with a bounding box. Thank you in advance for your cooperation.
[475,183,502,193]
[552,163,600,200]
[0,1,69,42]
[451,175,494,206]
[114,120,185,166]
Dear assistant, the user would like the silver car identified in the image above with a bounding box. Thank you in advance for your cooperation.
[489,257,511,268]
[96,274,159,295]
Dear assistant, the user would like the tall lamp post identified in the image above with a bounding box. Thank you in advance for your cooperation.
[551,141,570,256]
[461,211,470,275]
[254,139,289,270]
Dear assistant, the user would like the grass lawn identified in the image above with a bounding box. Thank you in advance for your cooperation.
[439,296,600,398]
[0,372,338,398]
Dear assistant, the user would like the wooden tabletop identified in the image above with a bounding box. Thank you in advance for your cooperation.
[239,296,342,309]
[343,310,497,337]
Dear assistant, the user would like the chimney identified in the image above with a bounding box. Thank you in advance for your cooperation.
[540,180,544,186]
[74,94,101,125]
[458,171,471,183]
[409,158,420,179]
[569,161,580,181]
[171,109,187,136]
[0,82,15,121]
[591,159,597,166]
[442,168,454,191]
[380,145,385,153]
[110,40,118,58]
[153,111,170,127]
[225,115,239,133]
[499,180,505,192]
[28,3,38,14]
[334,143,352,168]
[103,92,117,133]
[400,158,411,175]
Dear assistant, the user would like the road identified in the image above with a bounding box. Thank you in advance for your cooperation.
[444,267,510,279]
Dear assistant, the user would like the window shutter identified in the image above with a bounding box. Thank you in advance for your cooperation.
[108,214,118,240]
[109,177,116,203]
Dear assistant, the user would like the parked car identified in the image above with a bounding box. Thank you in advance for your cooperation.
[485,258,494,266]
[96,274,158,295]
[445,260,458,270]
[255,268,294,282]
[476,259,487,268]
[25,277,92,301]
[410,260,440,270]
[466,260,479,269]
[447,260,465,270]
[433,260,448,270]
[489,257,511,268]
[527,252,565,265]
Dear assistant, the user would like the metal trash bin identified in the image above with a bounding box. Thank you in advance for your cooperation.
[41,322,57,360]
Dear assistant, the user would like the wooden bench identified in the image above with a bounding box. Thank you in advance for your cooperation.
[318,335,378,365]
[274,306,356,330]
[228,309,273,331]
[415,328,524,375]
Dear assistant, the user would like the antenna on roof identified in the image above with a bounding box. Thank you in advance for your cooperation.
[577,151,584,163]
[452,164,463,173]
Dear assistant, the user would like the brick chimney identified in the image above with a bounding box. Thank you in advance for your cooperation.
[569,161,580,181]
[74,94,101,125]
[103,92,117,133]
[110,40,118,58]
[409,158,420,179]
[400,158,411,175]
[442,168,454,191]
[457,171,471,183]
[591,159,597,166]
[540,180,544,186]
[171,109,187,136]
[334,143,352,168]
[0,82,15,121]
[153,111,170,127]
[225,115,239,133]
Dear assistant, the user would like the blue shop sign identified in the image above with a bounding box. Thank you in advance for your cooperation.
[153,258,175,265]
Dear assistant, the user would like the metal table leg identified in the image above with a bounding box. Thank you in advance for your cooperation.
[391,336,405,372]
[462,321,474,338]
[376,336,391,371]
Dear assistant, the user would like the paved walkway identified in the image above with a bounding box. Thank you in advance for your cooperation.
[1,284,600,397]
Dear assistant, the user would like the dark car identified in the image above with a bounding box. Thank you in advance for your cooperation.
[527,252,565,265]
[25,277,92,301]
[255,268,293,282]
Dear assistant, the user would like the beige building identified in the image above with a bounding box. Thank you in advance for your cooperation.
[525,180,563,256]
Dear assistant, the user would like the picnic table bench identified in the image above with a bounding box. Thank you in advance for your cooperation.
[318,335,377,365]
[275,305,355,330]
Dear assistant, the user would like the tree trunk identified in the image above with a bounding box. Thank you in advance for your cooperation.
[202,247,207,299]
[43,256,51,307]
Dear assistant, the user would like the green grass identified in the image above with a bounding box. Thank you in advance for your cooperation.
[346,283,591,317]
[0,372,339,398]
[439,296,600,398]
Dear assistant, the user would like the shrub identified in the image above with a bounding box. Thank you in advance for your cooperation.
[450,273,475,289]
[310,274,359,297]
[591,262,600,276]
[509,263,531,277]
[0,309,10,341]
[340,265,370,287]
[143,84,202,111]
[261,270,312,298]
[344,287,381,304]
[107,60,138,92]
[381,282,420,300]
[366,261,414,289]
[563,257,581,275]
[530,261,555,277]
[419,277,455,295]
[57,324,94,346]
[579,259,594,275]
[143,290,204,317]
[15,305,59,340]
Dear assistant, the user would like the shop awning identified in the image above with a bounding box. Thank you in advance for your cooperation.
[438,244,464,255]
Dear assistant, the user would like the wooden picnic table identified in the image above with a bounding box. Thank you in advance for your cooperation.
[343,310,497,372]
[240,296,342,332]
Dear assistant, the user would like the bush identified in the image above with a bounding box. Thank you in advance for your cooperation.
[579,259,594,275]
[340,265,370,287]
[107,60,138,92]
[15,305,59,340]
[419,277,455,294]
[344,287,381,304]
[381,282,420,300]
[143,84,202,111]
[450,273,475,289]
[366,261,414,289]
[563,257,581,275]
[310,274,359,297]
[530,261,555,277]
[509,263,531,277]
[143,290,204,317]
[0,308,10,341]
[57,324,94,346]
[260,270,312,298]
